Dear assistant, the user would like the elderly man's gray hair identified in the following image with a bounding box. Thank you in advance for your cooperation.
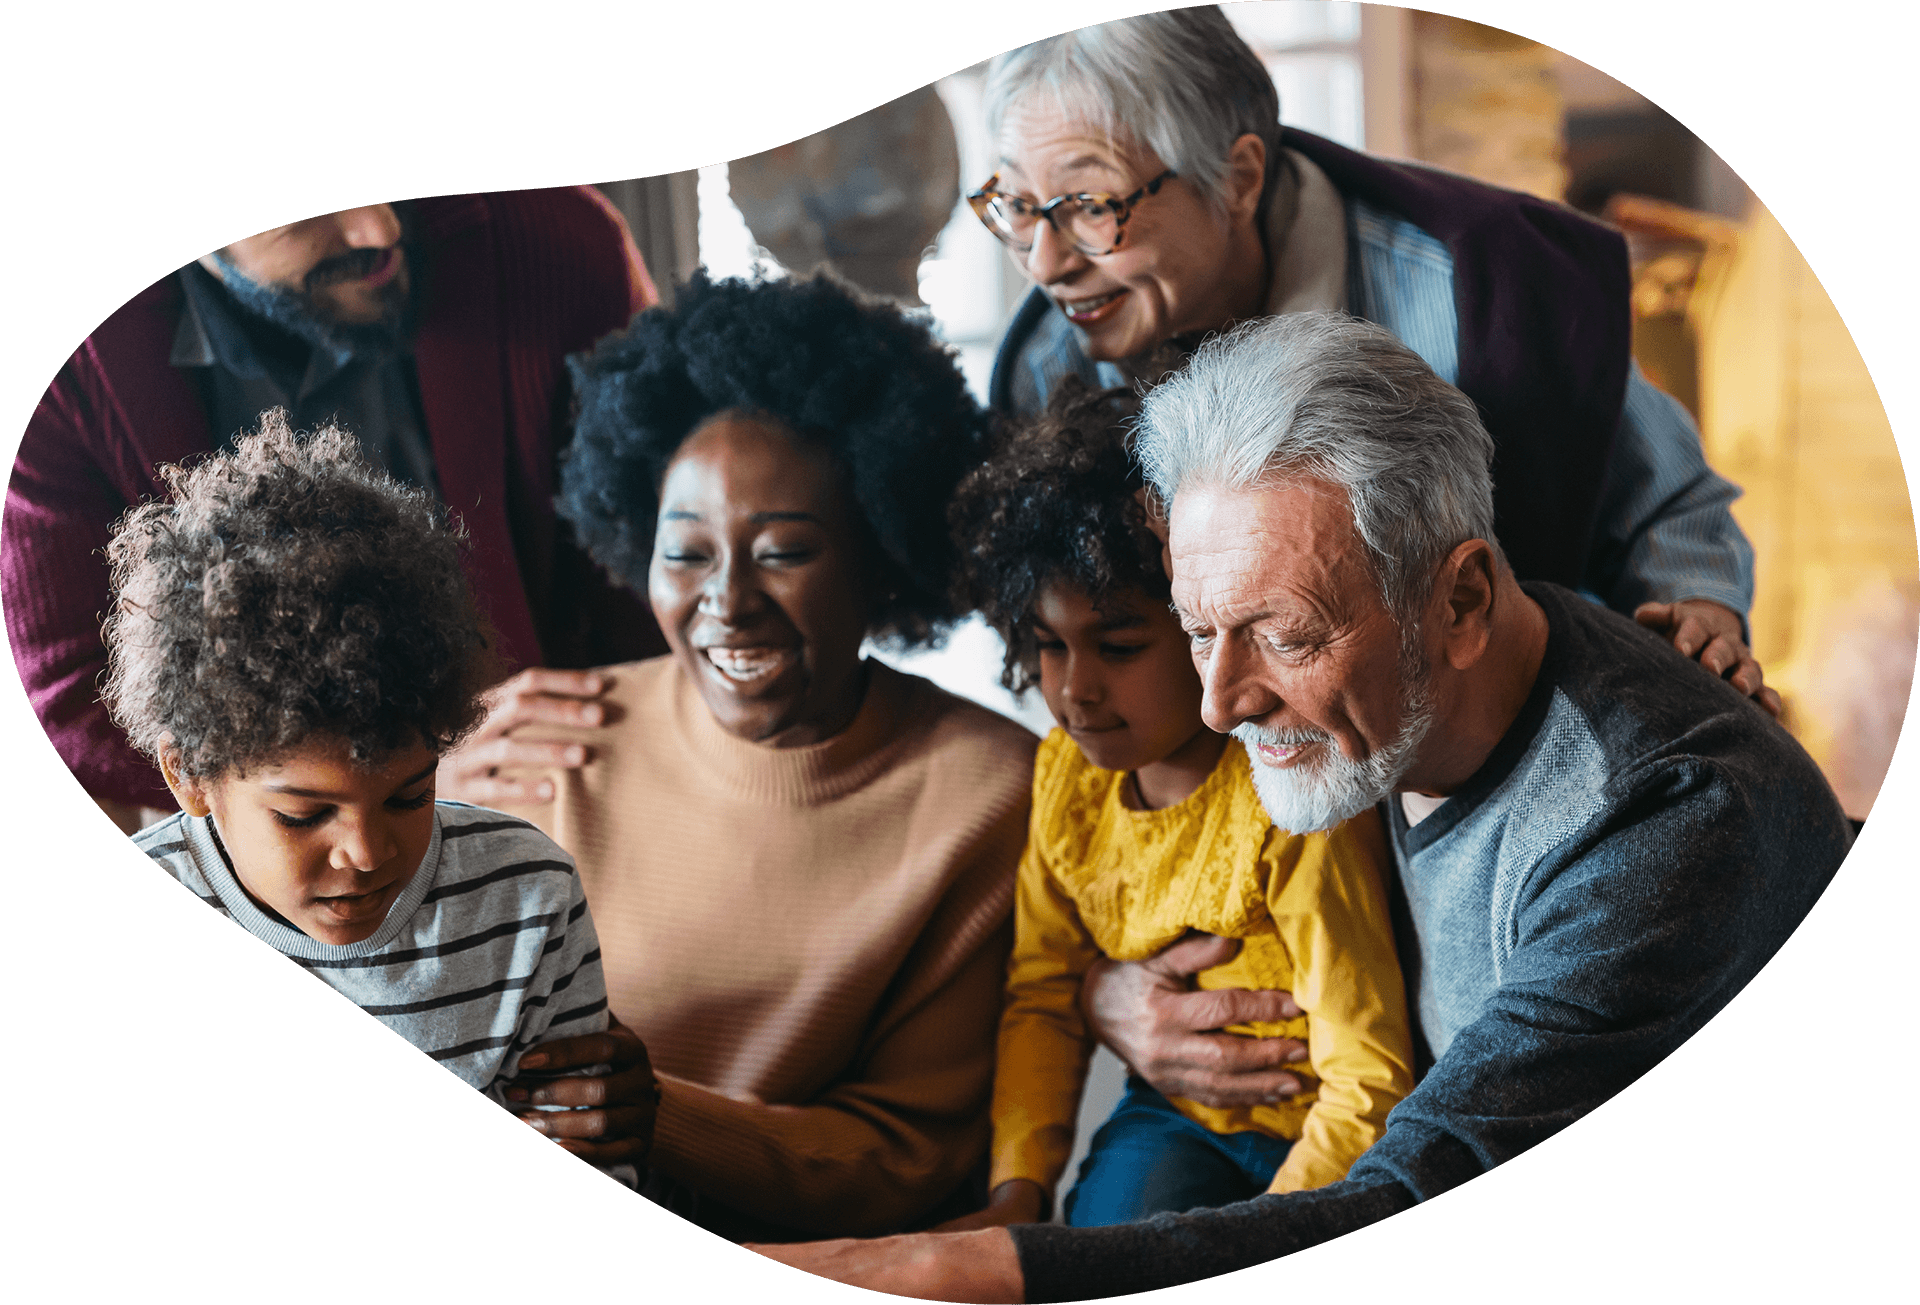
[1137,312,1503,623]
[984,7,1281,213]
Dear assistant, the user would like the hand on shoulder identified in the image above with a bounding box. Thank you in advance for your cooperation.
[1633,600,1782,716]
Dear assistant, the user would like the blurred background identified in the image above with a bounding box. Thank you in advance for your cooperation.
[597,2,1916,830]
[593,5,1917,1202]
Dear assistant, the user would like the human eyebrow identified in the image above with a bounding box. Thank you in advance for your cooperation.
[1094,612,1149,632]
[263,761,437,801]
[749,511,824,525]
[390,761,439,793]
[661,509,701,521]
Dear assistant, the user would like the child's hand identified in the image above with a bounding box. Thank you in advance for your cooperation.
[506,1016,660,1167]
[933,1179,1048,1232]
[1081,933,1309,1108]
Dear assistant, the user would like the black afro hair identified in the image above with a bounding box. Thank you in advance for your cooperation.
[101,409,499,780]
[949,377,1166,693]
[559,271,990,648]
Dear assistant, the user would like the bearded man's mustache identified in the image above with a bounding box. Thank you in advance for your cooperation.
[304,246,393,291]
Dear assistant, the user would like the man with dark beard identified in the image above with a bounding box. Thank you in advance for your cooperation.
[5,192,667,829]
[749,313,1851,1300]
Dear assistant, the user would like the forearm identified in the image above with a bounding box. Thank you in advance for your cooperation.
[1584,365,1754,618]
[1008,1177,1415,1301]
[1265,1071,1403,1193]
[989,1007,1095,1194]
[651,1074,989,1236]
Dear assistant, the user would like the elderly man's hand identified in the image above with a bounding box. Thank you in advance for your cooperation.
[502,1017,658,1167]
[750,1229,1025,1303]
[436,667,611,806]
[1081,932,1307,1108]
[1632,600,1783,717]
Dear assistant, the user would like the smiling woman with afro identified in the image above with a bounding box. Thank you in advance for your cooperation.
[484,269,1040,1243]
[559,269,989,647]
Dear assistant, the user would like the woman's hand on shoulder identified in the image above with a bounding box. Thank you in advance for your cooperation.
[1632,600,1782,716]
[505,1016,660,1167]
[436,667,613,806]
[933,1179,1047,1232]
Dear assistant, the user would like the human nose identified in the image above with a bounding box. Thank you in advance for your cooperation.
[1024,215,1090,285]
[1062,649,1103,707]
[331,812,399,874]
[334,205,401,249]
[697,546,757,622]
[1196,633,1276,736]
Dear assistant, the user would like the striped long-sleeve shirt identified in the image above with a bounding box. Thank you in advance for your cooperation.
[136,801,626,1168]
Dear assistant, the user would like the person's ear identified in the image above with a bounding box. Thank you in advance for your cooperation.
[1224,133,1267,228]
[1433,540,1499,672]
[157,746,213,818]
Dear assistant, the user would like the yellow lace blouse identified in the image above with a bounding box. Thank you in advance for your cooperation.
[990,730,1413,1198]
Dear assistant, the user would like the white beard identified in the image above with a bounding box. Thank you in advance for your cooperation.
[1233,672,1435,835]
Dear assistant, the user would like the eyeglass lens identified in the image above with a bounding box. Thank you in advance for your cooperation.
[984,195,1122,254]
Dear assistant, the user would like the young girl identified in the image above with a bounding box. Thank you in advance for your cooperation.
[946,379,1413,1228]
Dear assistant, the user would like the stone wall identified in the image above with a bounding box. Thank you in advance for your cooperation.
[1405,13,1567,200]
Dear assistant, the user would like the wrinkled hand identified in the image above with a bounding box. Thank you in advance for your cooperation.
[435,668,611,806]
[933,1179,1046,1233]
[750,1229,1025,1303]
[1081,932,1307,1109]
[1633,599,1782,716]
[504,1017,658,1168]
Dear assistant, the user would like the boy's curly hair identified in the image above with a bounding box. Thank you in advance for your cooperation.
[559,270,989,648]
[101,410,499,781]
[950,378,1165,693]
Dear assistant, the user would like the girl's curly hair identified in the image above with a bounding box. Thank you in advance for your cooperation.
[950,378,1164,693]
[559,271,989,648]
[101,409,499,781]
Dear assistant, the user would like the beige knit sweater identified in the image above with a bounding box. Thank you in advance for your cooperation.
[497,656,1036,1235]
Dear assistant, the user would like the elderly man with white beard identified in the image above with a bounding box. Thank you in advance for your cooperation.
[751,313,1851,1301]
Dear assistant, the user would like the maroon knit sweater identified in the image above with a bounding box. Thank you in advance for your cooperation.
[3,187,664,807]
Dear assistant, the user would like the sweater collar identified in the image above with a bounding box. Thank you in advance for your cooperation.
[669,657,933,806]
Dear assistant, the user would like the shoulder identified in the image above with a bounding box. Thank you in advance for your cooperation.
[990,287,1092,419]
[1519,584,1849,863]
[885,663,1040,771]
[132,811,198,870]
[414,188,641,340]
[871,666,1039,829]
[1292,127,1619,262]
[432,801,580,904]
[418,188,632,271]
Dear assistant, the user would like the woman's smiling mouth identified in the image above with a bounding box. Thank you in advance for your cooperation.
[703,645,795,685]
[1055,288,1128,325]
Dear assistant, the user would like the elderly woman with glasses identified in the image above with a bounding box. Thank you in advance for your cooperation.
[961,0,1780,1191]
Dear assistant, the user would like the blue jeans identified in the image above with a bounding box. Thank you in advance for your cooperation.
[1061,1077,1293,1227]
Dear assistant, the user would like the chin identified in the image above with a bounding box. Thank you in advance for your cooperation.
[1243,759,1385,835]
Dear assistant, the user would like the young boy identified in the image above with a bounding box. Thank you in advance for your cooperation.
[945,380,1413,1228]
[101,410,639,1185]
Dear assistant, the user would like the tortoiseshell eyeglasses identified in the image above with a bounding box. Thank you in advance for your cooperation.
[966,169,1177,257]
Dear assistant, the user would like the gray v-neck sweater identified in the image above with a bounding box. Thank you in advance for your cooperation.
[1010,584,1849,1298]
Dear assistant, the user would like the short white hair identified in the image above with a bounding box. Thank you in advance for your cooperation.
[984,6,1282,213]
[1137,313,1503,622]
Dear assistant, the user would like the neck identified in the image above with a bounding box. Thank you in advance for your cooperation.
[1258,148,1301,269]
[1401,574,1550,798]
[1130,726,1229,810]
